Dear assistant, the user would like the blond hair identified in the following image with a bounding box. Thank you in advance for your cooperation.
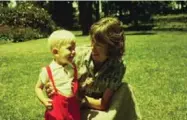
[48,29,75,51]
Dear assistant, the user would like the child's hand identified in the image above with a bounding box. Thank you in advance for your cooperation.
[45,82,55,97]
[82,77,93,88]
[42,98,53,110]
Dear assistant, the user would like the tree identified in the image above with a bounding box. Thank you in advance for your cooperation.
[102,1,164,29]
[48,1,75,29]
[93,1,100,21]
[176,1,187,13]
[78,1,93,35]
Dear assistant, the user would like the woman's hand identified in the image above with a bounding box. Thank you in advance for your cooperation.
[45,81,55,97]
[84,88,114,111]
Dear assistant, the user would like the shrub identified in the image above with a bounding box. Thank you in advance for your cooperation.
[0,24,12,42]
[10,27,44,42]
[0,25,45,42]
[0,1,58,42]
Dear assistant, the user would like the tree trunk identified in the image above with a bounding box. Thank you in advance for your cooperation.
[78,1,93,35]
[49,1,74,29]
[95,1,100,21]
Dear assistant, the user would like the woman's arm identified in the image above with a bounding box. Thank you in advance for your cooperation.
[83,88,114,111]
[82,61,126,111]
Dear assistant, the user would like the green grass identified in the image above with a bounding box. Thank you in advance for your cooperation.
[0,31,187,120]
[125,31,187,120]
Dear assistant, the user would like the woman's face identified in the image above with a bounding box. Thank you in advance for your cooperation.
[91,39,108,63]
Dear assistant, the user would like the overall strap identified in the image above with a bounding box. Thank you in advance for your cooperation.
[46,66,58,93]
[72,63,78,94]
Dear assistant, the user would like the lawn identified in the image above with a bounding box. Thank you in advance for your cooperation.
[0,30,187,120]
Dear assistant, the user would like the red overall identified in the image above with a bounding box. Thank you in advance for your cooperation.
[45,64,80,120]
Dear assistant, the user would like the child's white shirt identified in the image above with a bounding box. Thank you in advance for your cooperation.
[39,60,74,97]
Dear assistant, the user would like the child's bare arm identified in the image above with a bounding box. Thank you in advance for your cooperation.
[35,79,52,109]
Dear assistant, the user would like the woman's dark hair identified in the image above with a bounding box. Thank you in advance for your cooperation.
[90,17,125,59]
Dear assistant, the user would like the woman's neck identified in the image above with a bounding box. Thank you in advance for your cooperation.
[93,60,106,73]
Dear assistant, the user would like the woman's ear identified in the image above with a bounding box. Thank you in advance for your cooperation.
[52,48,58,55]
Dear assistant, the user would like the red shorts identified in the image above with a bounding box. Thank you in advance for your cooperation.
[45,93,80,120]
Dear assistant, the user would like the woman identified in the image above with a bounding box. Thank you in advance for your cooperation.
[46,17,140,119]
[76,17,125,111]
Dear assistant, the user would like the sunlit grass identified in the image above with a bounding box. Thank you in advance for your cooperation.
[125,31,187,120]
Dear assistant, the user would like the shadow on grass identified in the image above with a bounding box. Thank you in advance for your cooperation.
[125,31,156,36]
[73,24,187,37]
[153,28,187,31]
[124,24,154,31]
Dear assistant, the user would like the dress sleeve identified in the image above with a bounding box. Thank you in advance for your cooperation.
[107,61,126,91]
[38,67,48,84]
[74,46,91,79]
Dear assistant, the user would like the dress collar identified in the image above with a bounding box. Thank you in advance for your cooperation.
[50,60,63,70]
[85,55,116,79]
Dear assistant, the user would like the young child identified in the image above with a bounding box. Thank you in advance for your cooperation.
[35,30,80,120]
